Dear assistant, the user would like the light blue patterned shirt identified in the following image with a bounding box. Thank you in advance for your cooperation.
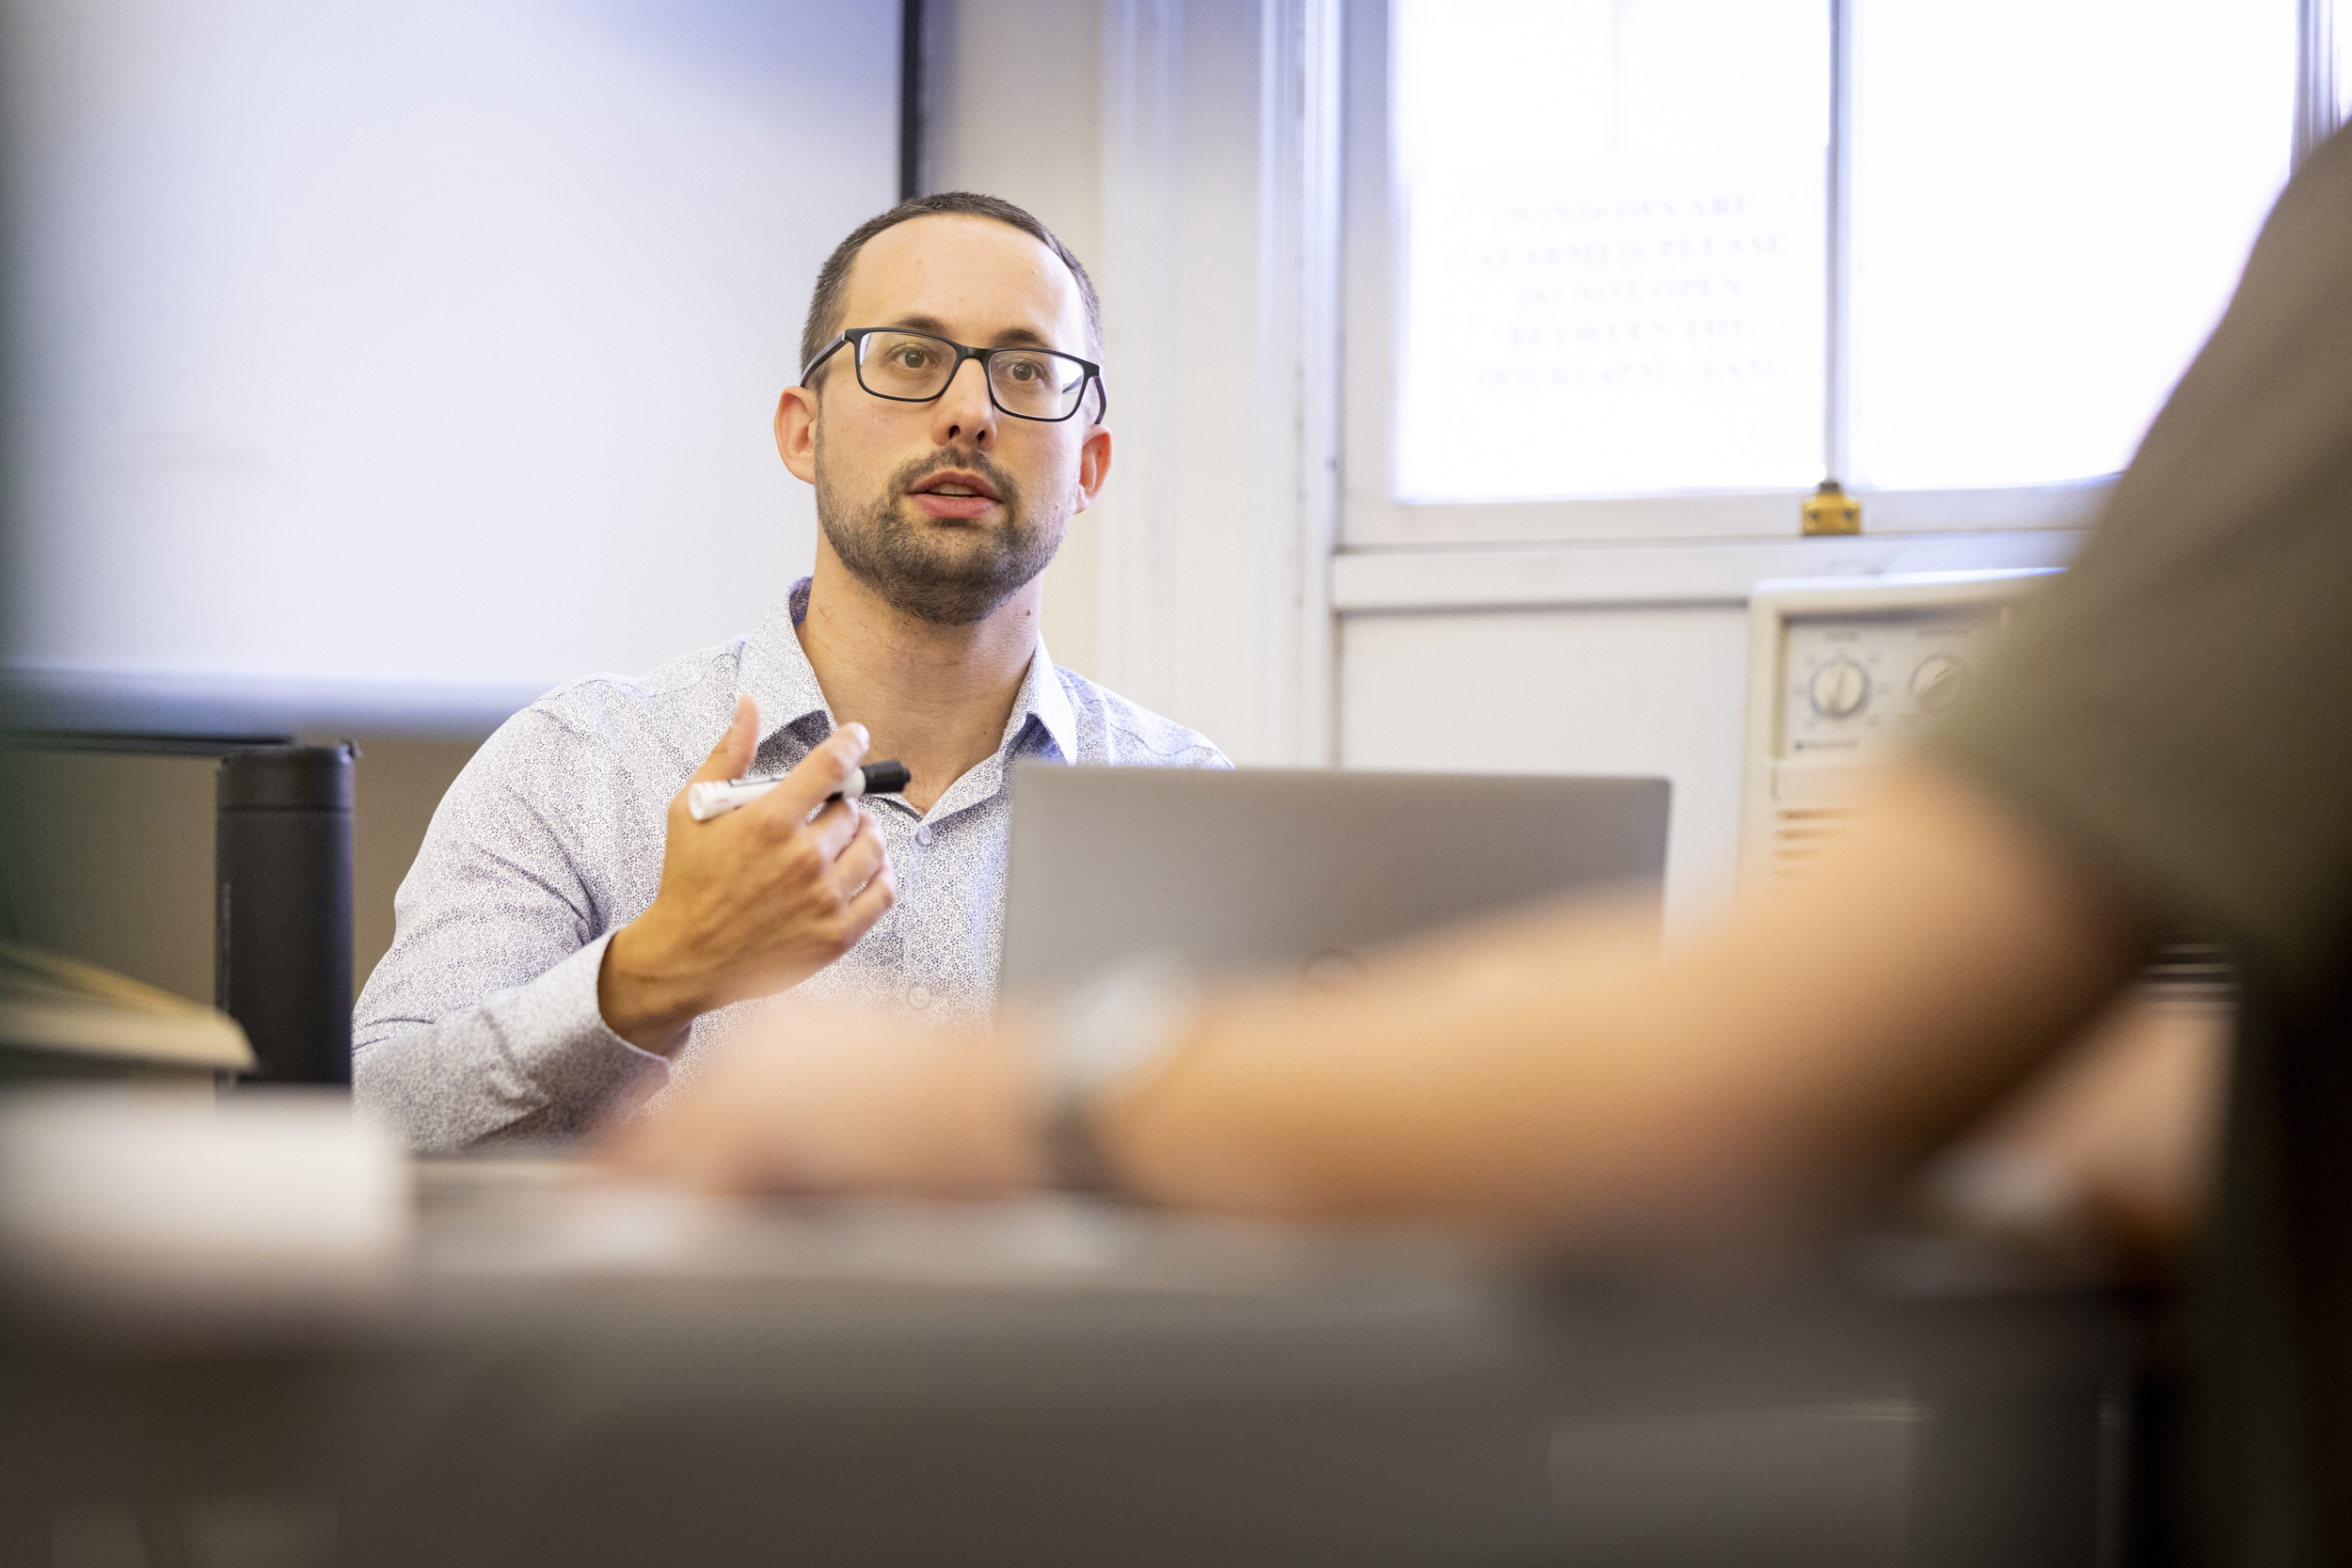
[354,578,1228,1151]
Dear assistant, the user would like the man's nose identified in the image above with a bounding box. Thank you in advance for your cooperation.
[931,356,997,449]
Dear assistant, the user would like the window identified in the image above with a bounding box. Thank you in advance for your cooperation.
[1351,0,2312,543]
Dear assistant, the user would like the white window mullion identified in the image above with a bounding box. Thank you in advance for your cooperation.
[2296,0,2347,166]
[1825,0,1853,484]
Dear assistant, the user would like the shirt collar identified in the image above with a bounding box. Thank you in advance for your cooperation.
[738,576,1079,766]
[736,578,834,742]
[1010,632,1078,764]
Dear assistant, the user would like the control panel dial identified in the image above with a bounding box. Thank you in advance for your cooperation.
[1911,653,1964,713]
[1807,658,1870,720]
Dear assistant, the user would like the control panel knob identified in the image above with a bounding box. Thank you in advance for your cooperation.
[1808,658,1870,720]
[1911,654,1964,713]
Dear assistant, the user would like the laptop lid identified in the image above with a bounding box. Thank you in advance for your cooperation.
[998,767,1670,996]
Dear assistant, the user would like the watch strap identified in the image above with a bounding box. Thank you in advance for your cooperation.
[1038,952,1198,1194]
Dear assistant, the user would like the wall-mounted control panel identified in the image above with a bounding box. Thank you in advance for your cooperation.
[1741,570,2058,886]
[1780,609,2010,758]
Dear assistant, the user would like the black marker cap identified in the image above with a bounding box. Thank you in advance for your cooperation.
[860,760,912,796]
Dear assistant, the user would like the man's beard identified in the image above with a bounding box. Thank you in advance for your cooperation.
[815,442,1061,627]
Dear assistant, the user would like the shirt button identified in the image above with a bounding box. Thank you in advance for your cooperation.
[908,984,932,1009]
[914,825,933,847]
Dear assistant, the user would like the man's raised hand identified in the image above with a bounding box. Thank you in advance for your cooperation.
[596,694,897,1053]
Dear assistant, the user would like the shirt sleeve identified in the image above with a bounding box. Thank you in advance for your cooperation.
[1922,127,2352,1000]
[353,710,667,1151]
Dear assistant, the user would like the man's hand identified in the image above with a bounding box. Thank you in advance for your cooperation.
[597,695,897,1053]
[600,1005,1045,1196]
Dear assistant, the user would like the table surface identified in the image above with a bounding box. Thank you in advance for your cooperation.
[1,1156,2151,1568]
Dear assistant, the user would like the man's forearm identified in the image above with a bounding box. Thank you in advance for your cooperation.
[357,935,666,1152]
[1099,763,2147,1249]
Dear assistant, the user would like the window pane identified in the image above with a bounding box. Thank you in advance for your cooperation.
[1850,0,2296,491]
[1391,0,1830,502]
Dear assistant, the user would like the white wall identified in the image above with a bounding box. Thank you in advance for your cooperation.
[3,0,898,722]
[1089,0,1338,766]
[1342,605,1751,922]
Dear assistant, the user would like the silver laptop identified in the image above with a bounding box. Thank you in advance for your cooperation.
[998,766,1671,996]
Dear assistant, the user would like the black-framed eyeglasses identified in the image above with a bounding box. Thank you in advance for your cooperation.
[801,328,1106,423]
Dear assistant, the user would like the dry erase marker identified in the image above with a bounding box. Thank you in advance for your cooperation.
[687,760,911,822]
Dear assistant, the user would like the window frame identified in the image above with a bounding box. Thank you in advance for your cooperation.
[1340,0,2335,552]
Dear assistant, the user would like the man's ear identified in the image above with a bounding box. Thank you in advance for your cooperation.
[1073,424,1112,514]
[774,386,819,483]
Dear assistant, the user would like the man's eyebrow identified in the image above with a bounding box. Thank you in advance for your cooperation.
[879,315,1061,351]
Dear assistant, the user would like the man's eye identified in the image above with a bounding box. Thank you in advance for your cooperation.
[893,346,932,369]
[1002,358,1042,383]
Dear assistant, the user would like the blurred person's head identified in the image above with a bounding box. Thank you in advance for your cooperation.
[776,194,1108,627]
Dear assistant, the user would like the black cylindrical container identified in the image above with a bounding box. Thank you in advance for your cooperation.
[216,745,356,1085]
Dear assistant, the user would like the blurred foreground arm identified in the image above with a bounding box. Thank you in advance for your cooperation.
[1098,760,2143,1251]
[613,758,2151,1258]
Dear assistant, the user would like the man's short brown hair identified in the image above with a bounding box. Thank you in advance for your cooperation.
[798,192,1104,378]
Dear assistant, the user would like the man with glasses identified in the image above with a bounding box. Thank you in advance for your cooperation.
[355,193,1226,1152]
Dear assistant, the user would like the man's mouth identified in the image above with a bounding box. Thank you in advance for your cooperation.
[908,469,1003,519]
[912,470,999,499]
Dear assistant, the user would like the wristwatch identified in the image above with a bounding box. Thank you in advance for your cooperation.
[1038,952,1199,1193]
